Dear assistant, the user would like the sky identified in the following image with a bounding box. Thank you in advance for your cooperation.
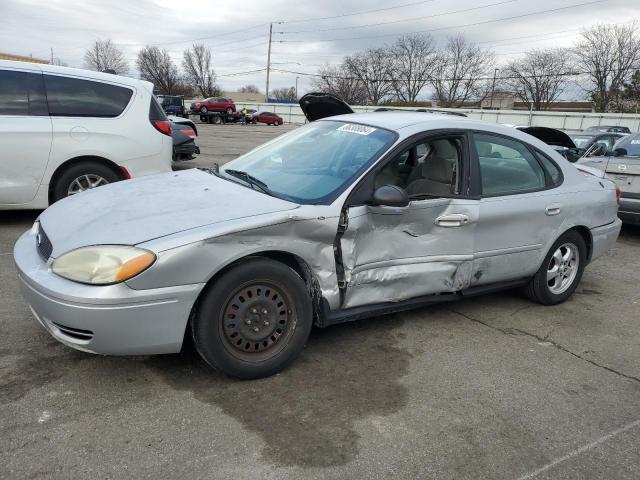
[1,0,638,98]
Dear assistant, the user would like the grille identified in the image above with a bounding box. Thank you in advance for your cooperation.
[51,322,94,341]
[36,223,53,261]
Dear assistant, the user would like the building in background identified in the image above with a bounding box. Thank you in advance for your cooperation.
[0,52,49,64]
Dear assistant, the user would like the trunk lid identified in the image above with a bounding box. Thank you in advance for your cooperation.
[299,92,354,122]
[605,156,640,194]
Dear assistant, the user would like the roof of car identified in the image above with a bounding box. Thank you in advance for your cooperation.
[0,59,152,90]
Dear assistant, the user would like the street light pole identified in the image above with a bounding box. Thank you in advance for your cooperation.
[489,68,499,109]
[295,76,300,100]
[265,22,273,103]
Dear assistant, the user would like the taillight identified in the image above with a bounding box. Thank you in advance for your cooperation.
[120,166,131,179]
[615,185,621,205]
[181,129,196,139]
[153,120,172,136]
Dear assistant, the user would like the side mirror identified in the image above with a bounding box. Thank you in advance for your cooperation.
[565,148,582,163]
[371,185,409,207]
[613,147,627,157]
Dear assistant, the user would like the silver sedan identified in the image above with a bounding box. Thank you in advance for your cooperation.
[14,105,621,378]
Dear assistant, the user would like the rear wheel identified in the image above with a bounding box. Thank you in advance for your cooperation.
[200,106,208,113]
[524,230,586,305]
[192,258,313,379]
[51,161,120,203]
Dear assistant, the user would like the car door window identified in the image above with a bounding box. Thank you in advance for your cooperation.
[0,70,29,115]
[375,137,461,198]
[44,75,133,117]
[474,133,546,196]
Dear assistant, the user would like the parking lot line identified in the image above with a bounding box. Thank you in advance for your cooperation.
[516,419,640,480]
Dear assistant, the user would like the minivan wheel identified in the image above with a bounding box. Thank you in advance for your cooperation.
[51,162,120,203]
[524,230,586,305]
[192,258,313,379]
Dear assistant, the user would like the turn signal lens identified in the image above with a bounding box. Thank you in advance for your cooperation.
[52,246,156,285]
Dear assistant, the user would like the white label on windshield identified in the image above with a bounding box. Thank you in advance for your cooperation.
[337,123,376,135]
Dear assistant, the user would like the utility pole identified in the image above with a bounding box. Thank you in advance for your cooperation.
[50,47,54,65]
[295,76,300,100]
[489,67,499,109]
[265,23,273,103]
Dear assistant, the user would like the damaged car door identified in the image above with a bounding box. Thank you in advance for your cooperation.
[339,132,478,309]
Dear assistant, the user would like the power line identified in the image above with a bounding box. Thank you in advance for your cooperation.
[277,0,609,43]
[279,0,440,24]
[277,0,521,35]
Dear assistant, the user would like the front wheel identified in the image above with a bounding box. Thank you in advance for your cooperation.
[524,230,586,305]
[192,258,313,379]
[226,107,234,114]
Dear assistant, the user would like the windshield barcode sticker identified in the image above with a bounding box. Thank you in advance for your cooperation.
[337,124,376,135]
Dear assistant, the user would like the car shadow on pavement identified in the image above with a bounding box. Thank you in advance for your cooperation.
[147,315,412,468]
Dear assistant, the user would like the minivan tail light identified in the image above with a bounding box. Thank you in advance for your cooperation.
[615,185,621,205]
[153,120,172,136]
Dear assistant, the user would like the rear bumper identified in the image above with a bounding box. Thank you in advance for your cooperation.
[619,196,640,224]
[590,218,622,262]
[14,230,202,355]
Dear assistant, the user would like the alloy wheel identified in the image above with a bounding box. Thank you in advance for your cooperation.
[67,174,109,196]
[547,242,579,295]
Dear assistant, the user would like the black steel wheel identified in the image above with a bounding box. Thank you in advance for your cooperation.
[192,258,312,379]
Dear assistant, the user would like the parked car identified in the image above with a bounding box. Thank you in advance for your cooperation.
[171,122,200,161]
[157,95,187,118]
[191,97,236,114]
[250,111,284,125]
[579,133,640,224]
[0,60,173,209]
[568,132,626,156]
[14,92,621,379]
[516,126,584,162]
[584,125,632,134]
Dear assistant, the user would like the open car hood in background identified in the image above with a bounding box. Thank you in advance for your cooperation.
[299,92,354,122]
[517,126,577,149]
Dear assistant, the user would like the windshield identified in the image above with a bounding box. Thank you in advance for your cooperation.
[569,135,594,148]
[220,120,397,204]
[613,133,640,156]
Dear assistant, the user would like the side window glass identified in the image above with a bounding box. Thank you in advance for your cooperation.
[44,75,133,117]
[534,150,562,186]
[374,137,461,198]
[475,133,546,196]
[0,70,29,115]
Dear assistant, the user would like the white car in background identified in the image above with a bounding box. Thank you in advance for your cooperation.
[0,60,173,209]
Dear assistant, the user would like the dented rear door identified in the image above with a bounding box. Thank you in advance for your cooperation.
[339,198,478,309]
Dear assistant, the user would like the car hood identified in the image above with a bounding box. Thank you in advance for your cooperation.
[39,169,299,257]
[299,92,354,122]
[517,127,577,149]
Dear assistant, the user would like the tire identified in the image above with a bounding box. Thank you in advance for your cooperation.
[524,230,586,305]
[226,107,234,114]
[200,106,208,113]
[192,258,313,379]
[51,161,121,203]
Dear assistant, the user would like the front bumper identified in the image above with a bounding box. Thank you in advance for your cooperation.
[14,230,203,355]
[619,196,640,225]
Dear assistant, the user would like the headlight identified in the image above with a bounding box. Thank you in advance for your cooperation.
[51,246,156,285]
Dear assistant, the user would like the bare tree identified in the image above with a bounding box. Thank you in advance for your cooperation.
[270,87,297,101]
[343,48,394,105]
[311,63,367,104]
[84,39,128,74]
[183,44,218,98]
[239,84,260,94]
[574,22,640,112]
[389,34,437,103]
[136,46,180,94]
[502,49,573,110]
[430,35,494,107]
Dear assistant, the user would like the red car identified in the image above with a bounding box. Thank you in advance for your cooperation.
[250,111,284,125]
[191,97,236,114]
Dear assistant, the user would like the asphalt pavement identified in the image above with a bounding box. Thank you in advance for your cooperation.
[1,122,639,479]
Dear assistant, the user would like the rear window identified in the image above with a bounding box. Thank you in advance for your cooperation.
[0,70,49,116]
[44,75,133,117]
[149,95,167,121]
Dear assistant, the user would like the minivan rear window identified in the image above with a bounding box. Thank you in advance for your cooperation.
[0,70,29,115]
[44,75,133,117]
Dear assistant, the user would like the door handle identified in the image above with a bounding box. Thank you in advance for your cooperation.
[545,204,562,216]
[435,214,469,227]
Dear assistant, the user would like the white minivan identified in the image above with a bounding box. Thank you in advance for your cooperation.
[0,60,173,209]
